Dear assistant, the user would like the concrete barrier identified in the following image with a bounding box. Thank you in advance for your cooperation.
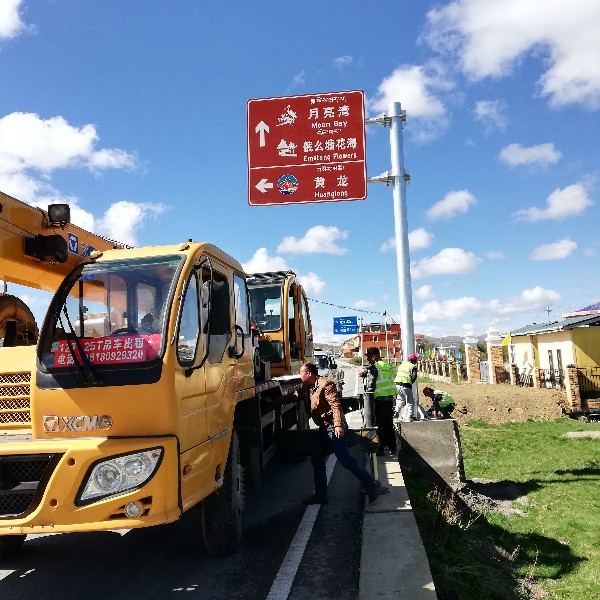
[396,419,466,489]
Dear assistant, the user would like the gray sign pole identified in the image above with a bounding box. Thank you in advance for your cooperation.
[367,103,420,418]
[389,102,415,361]
[366,103,415,360]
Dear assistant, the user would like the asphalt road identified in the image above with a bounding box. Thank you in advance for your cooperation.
[0,430,369,600]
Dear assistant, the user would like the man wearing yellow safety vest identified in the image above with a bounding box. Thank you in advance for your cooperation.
[364,347,397,456]
[394,353,418,421]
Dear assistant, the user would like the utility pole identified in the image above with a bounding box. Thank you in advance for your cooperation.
[366,102,415,361]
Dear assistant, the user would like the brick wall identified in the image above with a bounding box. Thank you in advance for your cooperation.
[489,345,503,384]
[565,366,581,411]
[466,345,480,383]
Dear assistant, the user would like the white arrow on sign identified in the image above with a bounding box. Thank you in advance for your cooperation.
[255,179,274,193]
[255,121,269,147]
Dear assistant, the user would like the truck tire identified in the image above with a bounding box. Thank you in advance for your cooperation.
[202,431,243,556]
[0,294,38,342]
[0,535,26,559]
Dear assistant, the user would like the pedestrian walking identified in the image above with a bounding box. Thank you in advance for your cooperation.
[298,362,388,505]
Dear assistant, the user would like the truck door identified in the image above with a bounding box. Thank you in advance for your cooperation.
[198,264,236,440]
[299,289,313,361]
[175,266,207,452]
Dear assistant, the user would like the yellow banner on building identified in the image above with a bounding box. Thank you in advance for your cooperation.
[501,333,511,346]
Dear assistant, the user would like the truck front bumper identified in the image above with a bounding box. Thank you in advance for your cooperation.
[0,436,181,534]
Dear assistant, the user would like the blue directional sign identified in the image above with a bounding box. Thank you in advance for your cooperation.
[333,316,358,335]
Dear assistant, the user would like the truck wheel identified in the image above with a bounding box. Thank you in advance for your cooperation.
[202,431,243,556]
[0,295,38,342]
[0,535,26,559]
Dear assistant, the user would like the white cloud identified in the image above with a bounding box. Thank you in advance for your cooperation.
[353,300,376,310]
[414,285,435,300]
[241,248,289,274]
[426,189,476,220]
[484,250,504,259]
[380,238,395,253]
[487,286,561,315]
[411,247,481,279]
[414,297,482,323]
[530,239,577,261]
[368,62,454,142]
[0,113,137,175]
[473,99,507,132]
[297,271,326,296]
[512,184,592,221]
[380,227,434,253]
[414,286,561,324]
[409,228,435,250]
[0,111,157,244]
[277,225,349,255]
[333,55,353,68]
[288,70,306,91]
[499,143,562,167]
[96,201,167,246]
[0,0,27,39]
[424,0,600,109]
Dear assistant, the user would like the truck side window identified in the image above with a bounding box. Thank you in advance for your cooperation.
[200,268,231,364]
[233,274,249,335]
[177,274,200,364]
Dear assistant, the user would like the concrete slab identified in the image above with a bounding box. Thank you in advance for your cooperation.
[345,409,437,599]
[364,456,412,513]
[397,419,465,489]
[360,454,436,600]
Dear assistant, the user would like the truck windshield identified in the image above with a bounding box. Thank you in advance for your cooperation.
[39,255,182,370]
[248,284,283,332]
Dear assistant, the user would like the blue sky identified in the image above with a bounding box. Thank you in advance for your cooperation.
[1,0,599,344]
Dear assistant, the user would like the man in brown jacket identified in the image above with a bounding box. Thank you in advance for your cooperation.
[298,362,386,505]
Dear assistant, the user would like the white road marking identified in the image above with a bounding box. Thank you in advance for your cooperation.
[265,454,337,600]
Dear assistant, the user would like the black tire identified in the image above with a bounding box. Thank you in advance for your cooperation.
[202,430,243,556]
[0,295,38,342]
[0,535,26,559]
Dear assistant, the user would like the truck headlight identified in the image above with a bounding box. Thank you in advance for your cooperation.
[76,448,163,505]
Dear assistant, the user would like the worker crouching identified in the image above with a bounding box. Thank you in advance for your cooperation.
[422,387,456,419]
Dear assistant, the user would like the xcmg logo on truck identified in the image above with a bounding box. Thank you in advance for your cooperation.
[42,415,112,433]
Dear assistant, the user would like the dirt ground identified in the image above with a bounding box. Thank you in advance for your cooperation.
[417,381,566,424]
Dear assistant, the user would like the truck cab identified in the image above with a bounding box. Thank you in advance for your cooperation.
[247,271,313,377]
[0,241,254,557]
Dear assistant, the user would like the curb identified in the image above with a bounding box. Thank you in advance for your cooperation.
[346,411,437,599]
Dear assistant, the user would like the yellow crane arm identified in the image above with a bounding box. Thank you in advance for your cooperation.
[0,190,126,293]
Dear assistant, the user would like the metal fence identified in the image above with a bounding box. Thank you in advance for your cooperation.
[539,368,565,389]
[517,373,534,387]
[577,366,600,399]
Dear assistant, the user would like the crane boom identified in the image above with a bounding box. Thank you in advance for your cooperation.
[0,190,126,292]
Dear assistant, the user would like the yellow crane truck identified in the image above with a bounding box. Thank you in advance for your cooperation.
[0,191,312,558]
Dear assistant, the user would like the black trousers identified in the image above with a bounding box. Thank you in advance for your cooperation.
[374,398,396,452]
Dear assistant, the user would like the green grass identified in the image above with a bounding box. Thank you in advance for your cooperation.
[402,418,600,599]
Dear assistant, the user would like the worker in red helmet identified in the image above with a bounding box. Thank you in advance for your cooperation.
[394,353,419,421]
[422,387,455,419]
